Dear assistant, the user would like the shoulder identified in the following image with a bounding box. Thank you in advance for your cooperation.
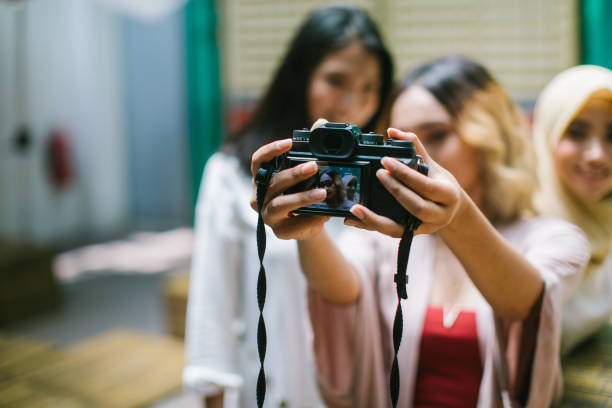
[499,215,589,249]
[501,215,590,282]
[202,152,242,178]
[200,152,250,191]
[195,152,252,211]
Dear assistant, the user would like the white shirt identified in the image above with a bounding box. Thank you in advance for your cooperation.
[183,152,332,407]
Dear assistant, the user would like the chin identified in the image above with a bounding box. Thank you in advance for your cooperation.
[575,187,612,202]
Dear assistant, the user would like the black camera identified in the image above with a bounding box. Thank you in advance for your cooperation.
[275,122,429,225]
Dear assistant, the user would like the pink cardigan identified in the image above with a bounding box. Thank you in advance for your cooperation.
[308,216,589,407]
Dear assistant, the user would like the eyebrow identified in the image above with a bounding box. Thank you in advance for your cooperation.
[569,119,589,128]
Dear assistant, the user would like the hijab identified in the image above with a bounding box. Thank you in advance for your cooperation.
[533,65,612,278]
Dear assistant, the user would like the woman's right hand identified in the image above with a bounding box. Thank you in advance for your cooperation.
[250,139,330,241]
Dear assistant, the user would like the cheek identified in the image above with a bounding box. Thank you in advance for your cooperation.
[359,93,380,123]
[434,138,481,186]
[308,81,337,117]
[554,140,580,174]
[428,138,462,170]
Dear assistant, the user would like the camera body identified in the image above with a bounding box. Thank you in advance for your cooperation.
[274,122,429,225]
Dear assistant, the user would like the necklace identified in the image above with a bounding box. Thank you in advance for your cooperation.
[442,305,461,328]
[432,238,476,329]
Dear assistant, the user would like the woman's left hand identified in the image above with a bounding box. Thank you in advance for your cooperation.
[345,128,464,237]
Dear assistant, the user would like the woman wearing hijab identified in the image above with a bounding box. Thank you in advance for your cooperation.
[533,65,612,355]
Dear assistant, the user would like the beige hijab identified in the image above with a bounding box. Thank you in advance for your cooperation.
[533,65,612,279]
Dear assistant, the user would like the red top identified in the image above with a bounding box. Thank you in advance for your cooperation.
[413,306,483,408]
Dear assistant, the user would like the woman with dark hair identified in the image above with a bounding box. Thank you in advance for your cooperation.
[251,55,589,406]
[226,5,393,172]
[184,6,393,408]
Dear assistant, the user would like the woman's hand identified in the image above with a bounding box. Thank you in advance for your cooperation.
[345,128,463,237]
[250,133,330,242]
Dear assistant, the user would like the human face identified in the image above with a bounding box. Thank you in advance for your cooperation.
[390,85,484,204]
[346,179,357,200]
[307,41,381,128]
[554,93,612,202]
[319,173,338,201]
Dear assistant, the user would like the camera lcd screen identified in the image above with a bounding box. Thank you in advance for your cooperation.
[304,163,362,211]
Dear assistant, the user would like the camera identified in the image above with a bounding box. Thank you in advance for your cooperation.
[275,122,429,225]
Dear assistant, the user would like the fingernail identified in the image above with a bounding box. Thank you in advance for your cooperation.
[277,139,292,149]
[302,161,317,175]
[350,206,365,219]
[377,168,391,183]
[381,157,397,171]
[310,188,326,200]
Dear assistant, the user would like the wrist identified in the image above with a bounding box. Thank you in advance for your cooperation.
[296,225,327,245]
[439,190,479,239]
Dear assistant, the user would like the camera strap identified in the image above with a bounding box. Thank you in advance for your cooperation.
[255,164,274,408]
[391,220,419,408]
[255,163,418,408]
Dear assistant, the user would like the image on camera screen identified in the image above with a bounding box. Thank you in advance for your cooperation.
[304,163,361,211]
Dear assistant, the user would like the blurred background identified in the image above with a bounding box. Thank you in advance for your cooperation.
[0,0,610,407]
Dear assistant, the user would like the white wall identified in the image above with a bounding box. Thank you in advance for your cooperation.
[0,0,128,244]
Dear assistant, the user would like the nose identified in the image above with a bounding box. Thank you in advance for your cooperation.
[336,91,356,116]
[584,136,606,163]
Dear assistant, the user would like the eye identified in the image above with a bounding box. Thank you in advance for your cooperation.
[427,130,448,143]
[325,73,345,88]
[565,126,587,142]
[362,81,380,94]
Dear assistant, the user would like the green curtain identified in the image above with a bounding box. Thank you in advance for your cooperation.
[581,0,612,69]
[185,0,223,211]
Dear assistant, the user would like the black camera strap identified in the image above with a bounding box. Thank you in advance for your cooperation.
[255,163,418,408]
[391,221,418,408]
[255,164,274,408]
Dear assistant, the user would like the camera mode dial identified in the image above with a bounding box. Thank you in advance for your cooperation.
[388,138,417,156]
[387,138,413,147]
[360,133,384,145]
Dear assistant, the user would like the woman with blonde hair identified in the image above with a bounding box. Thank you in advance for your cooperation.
[251,55,589,407]
[533,65,612,355]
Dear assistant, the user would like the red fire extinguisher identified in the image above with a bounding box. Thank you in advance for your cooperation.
[46,128,76,190]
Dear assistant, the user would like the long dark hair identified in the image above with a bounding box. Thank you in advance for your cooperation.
[226,6,393,172]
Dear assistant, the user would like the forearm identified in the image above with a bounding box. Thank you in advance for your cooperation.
[439,191,543,320]
[297,228,361,304]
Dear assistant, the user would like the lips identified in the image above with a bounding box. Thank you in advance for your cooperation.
[574,165,611,183]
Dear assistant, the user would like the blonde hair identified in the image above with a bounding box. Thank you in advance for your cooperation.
[401,55,535,224]
[533,65,612,278]
[456,82,535,223]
